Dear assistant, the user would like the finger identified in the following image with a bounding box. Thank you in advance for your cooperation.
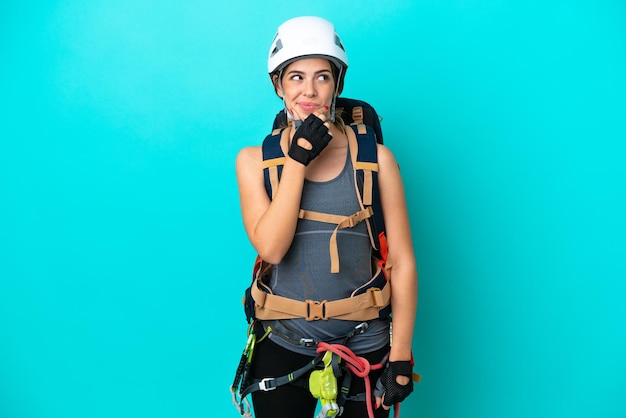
[290,107,304,121]
[314,120,331,135]
[377,394,391,411]
[310,115,332,134]
[312,105,330,121]
[374,396,381,410]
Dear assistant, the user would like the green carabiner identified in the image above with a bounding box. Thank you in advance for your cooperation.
[309,351,340,417]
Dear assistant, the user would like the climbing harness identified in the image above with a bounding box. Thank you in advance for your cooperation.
[230,320,420,418]
[267,318,370,348]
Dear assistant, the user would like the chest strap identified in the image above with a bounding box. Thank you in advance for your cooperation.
[298,206,373,273]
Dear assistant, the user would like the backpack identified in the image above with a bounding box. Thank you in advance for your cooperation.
[272,97,384,144]
[243,98,391,323]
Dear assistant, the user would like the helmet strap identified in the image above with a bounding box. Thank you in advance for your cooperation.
[329,66,344,123]
[284,97,302,129]
[278,64,344,127]
[278,72,303,129]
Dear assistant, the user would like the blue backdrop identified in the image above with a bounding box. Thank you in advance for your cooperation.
[1,1,625,417]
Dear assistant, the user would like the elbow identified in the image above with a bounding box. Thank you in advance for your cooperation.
[258,251,284,266]
[250,228,292,265]
[389,256,418,283]
[254,242,287,265]
[263,256,283,266]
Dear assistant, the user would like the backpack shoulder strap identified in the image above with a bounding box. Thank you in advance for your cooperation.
[262,124,387,265]
[261,128,286,200]
[336,97,384,144]
[347,124,386,259]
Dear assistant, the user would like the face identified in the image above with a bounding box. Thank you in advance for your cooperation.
[275,58,336,119]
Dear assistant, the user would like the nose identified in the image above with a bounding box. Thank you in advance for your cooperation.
[302,79,317,97]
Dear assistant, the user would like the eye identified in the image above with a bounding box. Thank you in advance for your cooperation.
[317,73,331,82]
[290,74,303,81]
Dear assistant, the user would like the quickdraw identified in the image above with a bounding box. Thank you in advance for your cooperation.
[230,326,256,418]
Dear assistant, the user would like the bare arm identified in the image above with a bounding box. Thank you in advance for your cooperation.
[377,144,418,362]
[373,143,418,409]
[235,142,307,264]
[236,109,334,264]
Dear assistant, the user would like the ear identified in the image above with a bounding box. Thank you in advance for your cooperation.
[271,73,283,98]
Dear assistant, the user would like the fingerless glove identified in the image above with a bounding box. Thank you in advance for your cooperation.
[376,360,414,407]
[288,114,332,166]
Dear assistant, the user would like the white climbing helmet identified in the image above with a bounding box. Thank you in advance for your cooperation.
[267,16,349,76]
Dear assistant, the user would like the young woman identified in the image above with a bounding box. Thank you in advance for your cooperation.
[236,16,418,418]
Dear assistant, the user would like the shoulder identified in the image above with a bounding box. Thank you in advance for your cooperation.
[235,145,262,171]
[375,143,405,196]
[376,143,399,172]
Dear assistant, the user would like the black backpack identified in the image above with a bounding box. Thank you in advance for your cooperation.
[272,97,384,144]
[242,97,390,324]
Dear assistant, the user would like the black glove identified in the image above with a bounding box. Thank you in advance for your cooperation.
[375,361,414,407]
[288,114,332,166]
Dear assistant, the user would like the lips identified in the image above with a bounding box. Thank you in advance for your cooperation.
[298,102,321,112]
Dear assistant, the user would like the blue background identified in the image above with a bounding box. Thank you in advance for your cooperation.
[1,1,625,417]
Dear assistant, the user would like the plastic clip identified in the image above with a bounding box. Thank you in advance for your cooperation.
[258,378,277,391]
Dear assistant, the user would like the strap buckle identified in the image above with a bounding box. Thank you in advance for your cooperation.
[345,212,359,227]
[258,378,277,391]
[345,208,373,228]
[305,299,328,321]
[367,287,384,307]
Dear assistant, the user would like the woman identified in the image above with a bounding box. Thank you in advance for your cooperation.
[236,16,417,418]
